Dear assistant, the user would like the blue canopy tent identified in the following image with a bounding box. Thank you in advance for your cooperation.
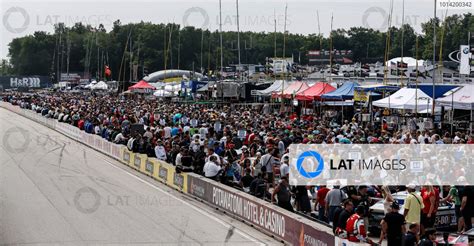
[407,84,459,99]
[321,81,360,100]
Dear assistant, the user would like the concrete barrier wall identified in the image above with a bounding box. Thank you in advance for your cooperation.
[1,102,370,246]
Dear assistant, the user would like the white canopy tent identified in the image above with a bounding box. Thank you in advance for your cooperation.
[252,80,291,96]
[153,90,174,97]
[91,81,108,90]
[436,84,474,110]
[373,87,433,111]
[385,57,425,68]
[84,80,97,89]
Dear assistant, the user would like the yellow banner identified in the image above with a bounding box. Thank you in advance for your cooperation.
[354,90,369,102]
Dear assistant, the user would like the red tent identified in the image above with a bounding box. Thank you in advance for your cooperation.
[272,81,310,99]
[128,80,156,90]
[295,82,336,101]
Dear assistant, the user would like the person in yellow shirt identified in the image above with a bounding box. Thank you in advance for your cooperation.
[404,185,424,228]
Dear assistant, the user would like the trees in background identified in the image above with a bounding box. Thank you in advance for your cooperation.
[5,13,473,79]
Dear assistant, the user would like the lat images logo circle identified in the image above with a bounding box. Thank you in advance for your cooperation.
[296,151,324,178]
[361,7,388,31]
[3,6,30,34]
[182,7,209,29]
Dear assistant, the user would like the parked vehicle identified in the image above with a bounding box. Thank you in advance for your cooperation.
[368,191,456,234]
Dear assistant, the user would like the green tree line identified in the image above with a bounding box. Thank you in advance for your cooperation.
[4,13,473,80]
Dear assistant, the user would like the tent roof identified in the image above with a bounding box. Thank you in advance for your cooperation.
[273,81,310,99]
[373,87,433,110]
[436,84,474,110]
[321,81,360,100]
[385,57,425,67]
[129,80,156,90]
[91,81,108,90]
[253,80,290,96]
[355,84,400,92]
[295,82,336,101]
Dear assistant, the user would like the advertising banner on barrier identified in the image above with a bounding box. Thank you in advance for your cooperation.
[132,153,147,171]
[187,175,334,246]
[156,161,187,193]
[122,148,132,166]
[111,144,122,160]
[101,140,111,156]
[94,135,102,150]
[145,158,159,177]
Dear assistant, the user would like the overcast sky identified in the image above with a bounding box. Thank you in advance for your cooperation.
[1,0,471,59]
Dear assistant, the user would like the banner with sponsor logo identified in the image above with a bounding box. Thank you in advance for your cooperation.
[132,153,147,171]
[111,144,122,160]
[122,148,133,166]
[145,158,159,177]
[0,76,50,89]
[187,175,334,246]
[155,161,187,193]
[289,144,474,186]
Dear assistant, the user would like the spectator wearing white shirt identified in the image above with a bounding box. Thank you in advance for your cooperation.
[154,140,167,161]
[280,156,290,178]
[163,126,172,139]
[205,148,221,165]
[204,156,221,179]
[114,132,127,144]
[199,124,208,140]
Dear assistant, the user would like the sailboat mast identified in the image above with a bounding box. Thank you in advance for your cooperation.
[432,0,437,115]
[317,10,322,68]
[283,4,287,59]
[400,0,405,86]
[274,9,277,58]
[219,0,223,77]
[236,0,241,68]
[329,13,333,83]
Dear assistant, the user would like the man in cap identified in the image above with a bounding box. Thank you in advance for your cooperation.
[380,202,406,246]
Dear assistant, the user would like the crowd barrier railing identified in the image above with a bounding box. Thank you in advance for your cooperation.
[0,102,371,246]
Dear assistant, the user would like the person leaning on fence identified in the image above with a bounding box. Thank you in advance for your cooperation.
[272,176,293,212]
[203,155,221,180]
[334,199,354,237]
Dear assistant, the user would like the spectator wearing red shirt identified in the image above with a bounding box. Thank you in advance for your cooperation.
[315,185,330,223]
[78,119,85,130]
[420,185,439,234]
[468,136,474,144]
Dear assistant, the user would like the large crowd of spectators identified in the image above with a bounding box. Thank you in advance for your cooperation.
[2,91,474,245]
